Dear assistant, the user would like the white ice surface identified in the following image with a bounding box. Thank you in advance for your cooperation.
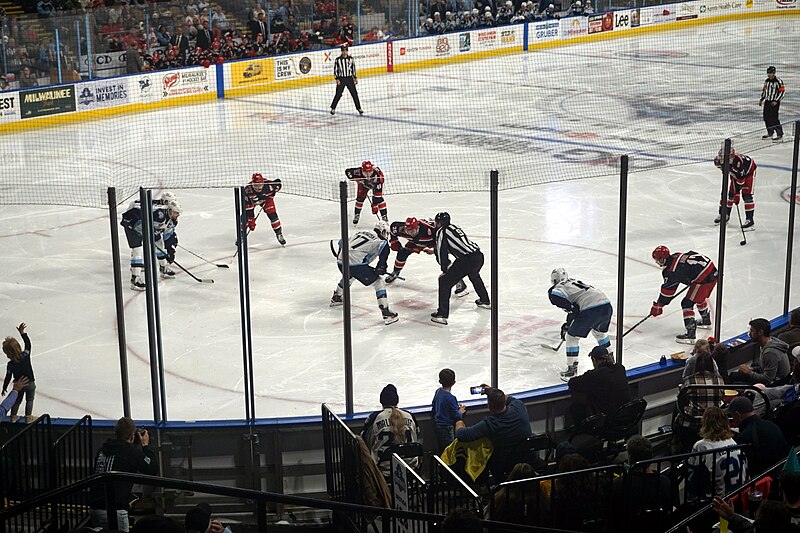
[0,17,799,422]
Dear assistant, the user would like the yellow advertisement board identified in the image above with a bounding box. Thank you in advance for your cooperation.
[230,58,274,88]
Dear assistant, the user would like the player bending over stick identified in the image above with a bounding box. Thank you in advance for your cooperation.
[548,268,613,381]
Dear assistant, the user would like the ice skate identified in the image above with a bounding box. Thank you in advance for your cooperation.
[160,265,176,279]
[352,213,360,225]
[676,331,696,344]
[381,307,399,325]
[741,219,755,232]
[330,291,343,307]
[454,280,469,297]
[773,135,783,142]
[559,363,578,382]
[130,275,146,291]
[430,312,448,325]
[714,213,730,225]
[276,231,286,246]
[385,271,401,284]
[475,299,491,309]
[696,314,712,329]
[762,133,773,140]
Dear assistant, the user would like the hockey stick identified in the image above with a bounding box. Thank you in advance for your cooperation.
[540,339,565,351]
[178,244,229,268]
[171,259,214,284]
[622,285,689,337]
[734,203,747,246]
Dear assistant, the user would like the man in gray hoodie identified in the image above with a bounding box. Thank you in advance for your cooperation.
[730,318,790,385]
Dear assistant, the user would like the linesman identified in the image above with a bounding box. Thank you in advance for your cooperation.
[330,44,363,116]
[759,66,784,141]
[431,212,490,325]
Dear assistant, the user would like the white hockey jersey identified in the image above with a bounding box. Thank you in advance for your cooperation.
[362,407,421,476]
[548,279,610,313]
[337,231,387,267]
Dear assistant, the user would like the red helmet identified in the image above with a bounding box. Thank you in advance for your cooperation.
[361,161,374,174]
[404,217,419,231]
[251,172,265,183]
[652,245,670,266]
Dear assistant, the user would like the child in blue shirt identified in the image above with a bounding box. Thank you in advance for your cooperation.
[431,368,466,453]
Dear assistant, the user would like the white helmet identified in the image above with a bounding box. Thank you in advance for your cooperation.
[551,267,569,286]
[575,0,582,6]
[374,220,390,240]
[472,7,479,14]
[160,191,177,203]
[165,199,182,216]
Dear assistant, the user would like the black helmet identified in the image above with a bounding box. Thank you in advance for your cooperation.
[767,65,776,73]
[435,212,451,227]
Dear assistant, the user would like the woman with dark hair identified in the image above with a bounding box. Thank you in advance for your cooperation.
[490,463,539,525]
[550,454,599,530]
[674,351,725,453]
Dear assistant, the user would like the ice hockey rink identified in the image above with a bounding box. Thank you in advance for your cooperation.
[0,15,799,422]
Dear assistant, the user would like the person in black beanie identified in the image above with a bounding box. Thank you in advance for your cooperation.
[361,384,421,476]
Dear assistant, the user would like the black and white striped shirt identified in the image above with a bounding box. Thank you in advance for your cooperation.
[761,76,785,103]
[435,223,480,271]
[333,56,357,79]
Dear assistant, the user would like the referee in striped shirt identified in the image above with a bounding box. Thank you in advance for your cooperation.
[330,45,363,116]
[759,66,785,141]
[431,212,490,325]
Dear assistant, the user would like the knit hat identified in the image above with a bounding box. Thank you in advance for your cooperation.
[729,396,754,414]
[380,384,399,406]
[185,503,212,532]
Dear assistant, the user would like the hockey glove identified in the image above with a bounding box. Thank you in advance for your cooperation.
[164,234,177,264]
[650,302,664,317]
[375,265,387,276]
[390,239,401,252]
[247,217,257,231]
[560,322,570,341]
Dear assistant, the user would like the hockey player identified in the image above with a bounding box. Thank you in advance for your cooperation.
[120,194,182,291]
[345,161,388,225]
[713,147,757,231]
[548,268,613,381]
[330,221,399,325]
[385,217,468,295]
[650,246,718,344]
[244,173,286,246]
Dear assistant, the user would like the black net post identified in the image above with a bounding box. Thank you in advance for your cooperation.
[139,188,162,424]
[490,169,499,388]
[339,181,354,416]
[615,156,628,364]
[107,187,130,417]
[714,139,732,341]
[234,188,256,423]
[784,121,800,315]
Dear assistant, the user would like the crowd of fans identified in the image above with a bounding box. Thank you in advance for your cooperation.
[0,0,595,85]
[350,310,800,532]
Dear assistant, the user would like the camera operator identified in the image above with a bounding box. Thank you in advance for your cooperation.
[89,416,159,531]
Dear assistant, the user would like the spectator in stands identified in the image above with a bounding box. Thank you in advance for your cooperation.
[2,323,36,424]
[682,338,719,379]
[89,417,159,532]
[780,309,800,351]
[729,395,791,476]
[0,376,29,422]
[37,0,55,18]
[491,462,537,525]
[441,508,482,533]
[125,42,142,74]
[18,65,38,88]
[688,406,749,499]
[567,345,632,424]
[363,26,381,42]
[609,436,672,531]
[674,351,724,453]
[431,368,466,453]
[155,25,172,47]
[730,318,791,385]
[185,502,232,533]
[712,498,799,533]
[361,384,421,477]
[212,5,230,32]
[779,469,800,525]
[712,342,730,375]
[454,386,532,481]
[551,454,599,530]
[171,24,190,55]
